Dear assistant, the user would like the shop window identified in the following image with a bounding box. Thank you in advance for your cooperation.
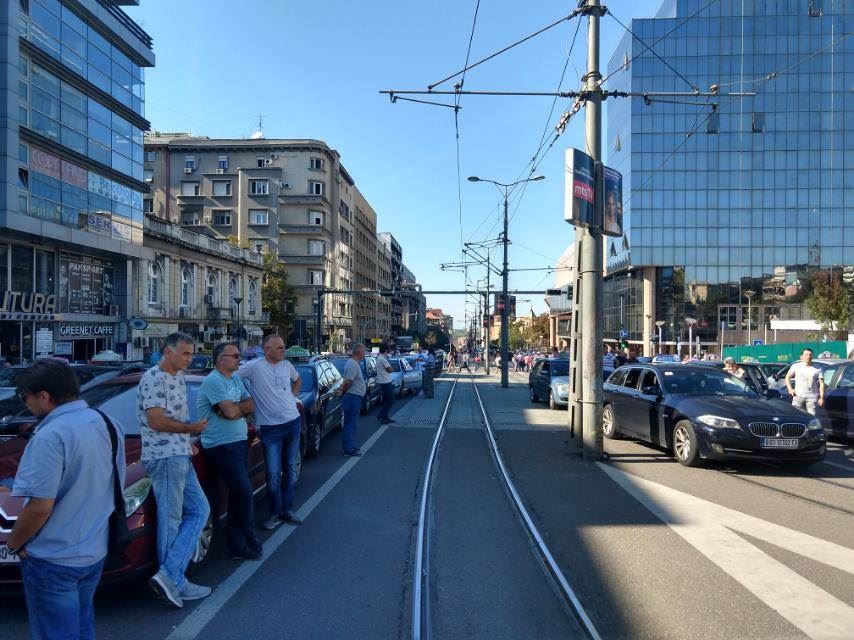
[148,261,161,304]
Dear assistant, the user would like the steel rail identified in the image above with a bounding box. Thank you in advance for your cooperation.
[470,375,603,640]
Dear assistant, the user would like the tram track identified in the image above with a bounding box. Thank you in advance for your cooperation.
[411,373,600,640]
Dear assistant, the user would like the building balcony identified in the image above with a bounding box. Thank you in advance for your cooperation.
[278,224,333,238]
[278,194,330,207]
[207,306,232,322]
[177,193,206,204]
[144,215,263,266]
[279,253,325,265]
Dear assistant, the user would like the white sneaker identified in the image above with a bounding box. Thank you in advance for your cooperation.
[179,581,212,600]
[149,569,183,608]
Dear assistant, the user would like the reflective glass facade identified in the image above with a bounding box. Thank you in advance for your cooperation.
[605,0,853,347]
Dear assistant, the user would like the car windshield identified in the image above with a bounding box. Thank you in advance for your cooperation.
[0,369,24,387]
[295,365,316,391]
[551,361,569,376]
[660,368,755,396]
[330,360,347,375]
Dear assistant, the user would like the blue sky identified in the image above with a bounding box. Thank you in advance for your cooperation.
[127,0,662,328]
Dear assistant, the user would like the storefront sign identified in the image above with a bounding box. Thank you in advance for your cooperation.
[58,324,114,338]
[111,220,132,242]
[602,166,623,238]
[87,213,112,236]
[61,159,88,189]
[54,342,72,355]
[31,148,62,180]
[36,328,53,355]
[0,292,57,314]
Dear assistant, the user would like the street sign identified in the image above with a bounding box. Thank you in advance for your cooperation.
[619,329,629,340]
[753,339,764,346]
[564,148,595,228]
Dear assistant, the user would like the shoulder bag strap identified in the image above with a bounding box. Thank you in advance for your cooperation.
[94,409,124,511]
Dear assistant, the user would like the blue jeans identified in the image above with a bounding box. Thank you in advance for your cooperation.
[142,456,210,589]
[21,555,105,640]
[204,440,260,555]
[378,383,395,421]
[342,393,362,453]
[259,418,301,516]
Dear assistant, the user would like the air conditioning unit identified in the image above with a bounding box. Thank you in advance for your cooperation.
[264,159,273,166]
[109,305,119,316]
[183,167,193,174]
[179,308,189,318]
[216,168,225,174]
[269,153,278,160]
[204,294,214,304]
[280,182,291,190]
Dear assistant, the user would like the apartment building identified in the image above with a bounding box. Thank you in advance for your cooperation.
[376,238,393,342]
[352,190,379,344]
[378,231,403,335]
[1,0,153,362]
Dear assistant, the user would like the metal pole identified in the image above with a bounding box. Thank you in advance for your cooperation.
[485,253,491,375]
[500,190,510,388]
[315,288,323,353]
[579,0,604,461]
[747,296,752,345]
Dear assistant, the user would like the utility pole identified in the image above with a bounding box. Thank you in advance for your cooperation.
[570,0,606,461]
[501,194,510,387]
[485,252,491,375]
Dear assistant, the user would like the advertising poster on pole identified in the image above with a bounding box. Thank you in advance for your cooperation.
[564,148,595,228]
[602,165,623,237]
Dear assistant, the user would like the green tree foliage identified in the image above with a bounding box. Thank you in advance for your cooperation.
[806,270,851,333]
[261,252,297,339]
[508,322,525,350]
[423,325,450,349]
[522,313,550,347]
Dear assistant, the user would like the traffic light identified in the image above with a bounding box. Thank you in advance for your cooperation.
[619,339,629,350]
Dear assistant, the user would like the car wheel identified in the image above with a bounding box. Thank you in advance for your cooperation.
[602,404,621,440]
[529,386,539,403]
[548,390,557,410]
[306,417,322,458]
[672,420,701,467]
[188,508,214,572]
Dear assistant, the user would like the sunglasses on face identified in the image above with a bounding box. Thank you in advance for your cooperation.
[17,390,30,401]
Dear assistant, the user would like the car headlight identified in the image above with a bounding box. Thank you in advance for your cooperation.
[556,383,568,393]
[807,418,822,431]
[123,477,152,517]
[697,414,741,429]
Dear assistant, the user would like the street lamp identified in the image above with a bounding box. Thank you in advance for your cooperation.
[232,296,243,347]
[744,289,756,345]
[655,320,665,353]
[468,174,545,388]
[684,317,697,358]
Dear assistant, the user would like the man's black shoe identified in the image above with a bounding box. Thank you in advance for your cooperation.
[282,511,303,525]
[230,547,262,561]
[342,449,362,457]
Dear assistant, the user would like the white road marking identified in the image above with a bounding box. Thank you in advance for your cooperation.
[821,459,854,472]
[599,463,854,640]
[166,423,391,640]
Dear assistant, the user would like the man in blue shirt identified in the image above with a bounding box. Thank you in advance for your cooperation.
[9,359,125,639]
[197,342,260,560]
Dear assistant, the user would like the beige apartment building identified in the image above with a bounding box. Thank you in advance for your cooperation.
[143,133,403,350]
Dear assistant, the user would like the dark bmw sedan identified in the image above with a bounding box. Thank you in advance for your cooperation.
[603,364,827,467]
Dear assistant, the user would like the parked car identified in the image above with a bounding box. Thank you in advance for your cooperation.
[694,361,778,396]
[603,364,827,467]
[0,367,31,401]
[528,358,570,410]
[768,358,845,393]
[388,357,421,397]
[189,354,215,370]
[651,354,682,364]
[0,372,307,591]
[292,357,344,457]
[328,355,382,414]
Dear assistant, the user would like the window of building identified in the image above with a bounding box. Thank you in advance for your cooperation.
[249,209,268,225]
[229,276,238,315]
[212,180,231,197]
[309,157,324,171]
[143,169,153,182]
[308,181,324,196]
[707,111,720,134]
[217,155,228,170]
[339,200,350,220]
[752,113,765,133]
[143,199,153,214]
[182,212,202,226]
[181,265,193,307]
[18,167,29,189]
[308,240,325,256]
[249,179,269,195]
[180,182,200,196]
[809,0,823,16]
[185,156,196,170]
[206,271,218,306]
[148,261,161,304]
[719,306,738,330]
[212,210,232,226]
[309,210,324,225]
[146,150,156,162]
[256,157,266,168]
[248,280,257,315]
[308,270,324,285]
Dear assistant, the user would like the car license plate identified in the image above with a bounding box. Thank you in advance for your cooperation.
[760,438,799,449]
[0,544,20,564]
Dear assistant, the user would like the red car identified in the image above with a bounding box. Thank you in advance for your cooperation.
[0,373,307,589]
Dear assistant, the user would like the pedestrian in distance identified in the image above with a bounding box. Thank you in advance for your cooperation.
[197,343,261,560]
[459,351,471,373]
[375,344,396,424]
[238,334,303,530]
[474,353,482,372]
[9,359,126,639]
[447,349,457,373]
[339,344,367,456]
[422,348,436,398]
[137,332,211,608]
[785,348,825,416]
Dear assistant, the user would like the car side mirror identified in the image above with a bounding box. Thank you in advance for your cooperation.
[764,388,781,398]
[641,385,661,398]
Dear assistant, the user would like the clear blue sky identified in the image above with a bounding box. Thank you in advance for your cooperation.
[127,0,662,328]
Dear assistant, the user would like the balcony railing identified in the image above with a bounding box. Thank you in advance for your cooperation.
[278,224,333,237]
[96,0,153,50]
[278,194,330,207]
[144,216,263,266]
[279,254,325,265]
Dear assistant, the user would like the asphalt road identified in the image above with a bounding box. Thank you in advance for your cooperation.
[4,370,853,640]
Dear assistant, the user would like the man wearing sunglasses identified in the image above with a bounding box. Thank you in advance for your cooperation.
[196,342,260,560]
[9,358,125,639]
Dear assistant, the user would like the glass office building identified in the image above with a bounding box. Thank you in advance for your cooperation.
[0,0,154,362]
[604,0,853,353]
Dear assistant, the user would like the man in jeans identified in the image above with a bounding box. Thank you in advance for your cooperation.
[340,344,367,456]
[375,344,395,424]
[785,348,826,415]
[10,359,125,639]
[239,335,303,530]
[197,343,261,559]
[138,332,210,608]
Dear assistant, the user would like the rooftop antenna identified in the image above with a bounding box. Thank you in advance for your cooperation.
[250,114,265,140]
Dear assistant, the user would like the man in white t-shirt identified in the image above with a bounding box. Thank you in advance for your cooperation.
[375,344,395,424]
[238,335,302,530]
[785,348,825,416]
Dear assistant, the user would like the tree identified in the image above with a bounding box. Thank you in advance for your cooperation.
[508,322,525,350]
[261,252,297,339]
[423,325,450,350]
[522,312,550,347]
[806,270,851,334]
